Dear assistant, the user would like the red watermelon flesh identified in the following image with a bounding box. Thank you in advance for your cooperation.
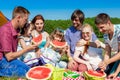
[32,34,42,43]
[87,70,104,77]
[51,40,67,48]
[26,66,52,80]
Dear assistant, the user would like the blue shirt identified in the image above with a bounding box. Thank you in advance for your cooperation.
[65,26,97,55]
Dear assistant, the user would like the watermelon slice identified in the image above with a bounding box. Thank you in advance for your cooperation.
[83,70,106,80]
[50,40,67,48]
[26,66,52,80]
[32,34,42,44]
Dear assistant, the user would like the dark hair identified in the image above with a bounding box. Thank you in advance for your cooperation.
[31,14,44,24]
[95,13,111,25]
[12,6,30,19]
[20,23,34,35]
[71,9,85,24]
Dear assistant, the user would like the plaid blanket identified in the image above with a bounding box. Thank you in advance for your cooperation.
[63,71,120,80]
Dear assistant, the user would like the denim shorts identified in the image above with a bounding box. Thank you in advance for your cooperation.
[0,57,30,77]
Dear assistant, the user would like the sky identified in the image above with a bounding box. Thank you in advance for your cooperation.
[0,0,120,20]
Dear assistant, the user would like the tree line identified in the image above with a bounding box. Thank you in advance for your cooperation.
[44,17,120,38]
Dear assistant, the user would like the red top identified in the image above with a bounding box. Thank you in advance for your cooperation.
[0,21,18,60]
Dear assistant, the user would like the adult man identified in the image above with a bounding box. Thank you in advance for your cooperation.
[0,6,38,77]
[64,9,98,70]
[95,13,120,78]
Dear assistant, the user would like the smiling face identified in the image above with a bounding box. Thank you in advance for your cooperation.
[82,27,92,41]
[35,19,44,32]
[96,23,110,34]
[81,24,93,41]
[72,17,82,30]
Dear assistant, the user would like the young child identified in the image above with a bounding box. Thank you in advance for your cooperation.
[37,28,70,68]
[17,23,45,67]
[73,24,103,71]
[48,28,71,68]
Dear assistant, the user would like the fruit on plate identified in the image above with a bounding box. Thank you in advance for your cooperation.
[26,66,52,80]
[83,70,106,80]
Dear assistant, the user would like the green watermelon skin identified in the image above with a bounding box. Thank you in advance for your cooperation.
[83,71,106,80]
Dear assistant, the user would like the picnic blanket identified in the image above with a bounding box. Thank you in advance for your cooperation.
[63,71,120,80]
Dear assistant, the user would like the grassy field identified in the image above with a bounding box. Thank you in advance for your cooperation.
[0,77,27,80]
[98,37,104,42]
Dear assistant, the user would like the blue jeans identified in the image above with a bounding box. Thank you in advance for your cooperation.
[0,57,30,77]
[110,60,120,76]
[105,60,120,76]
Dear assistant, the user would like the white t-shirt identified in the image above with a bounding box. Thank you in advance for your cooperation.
[75,46,103,70]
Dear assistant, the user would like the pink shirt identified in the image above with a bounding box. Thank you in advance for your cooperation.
[0,21,18,60]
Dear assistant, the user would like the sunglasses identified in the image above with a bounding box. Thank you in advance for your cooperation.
[82,32,90,35]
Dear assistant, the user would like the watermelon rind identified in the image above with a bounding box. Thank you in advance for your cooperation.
[26,66,52,80]
[83,71,106,80]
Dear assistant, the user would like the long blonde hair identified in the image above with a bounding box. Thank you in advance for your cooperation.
[81,23,94,54]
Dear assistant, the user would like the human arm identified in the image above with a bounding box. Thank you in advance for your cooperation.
[108,63,120,79]
[103,52,120,67]
[76,39,106,49]
[5,44,38,61]
[76,32,106,49]
[19,38,30,49]
[65,45,80,70]
[98,44,111,70]
[35,48,42,58]
[76,39,97,47]
[73,47,93,70]
[31,30,36,38]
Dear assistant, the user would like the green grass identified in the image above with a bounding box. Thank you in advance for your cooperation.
[98,37,104,42]
[0,77,27,80]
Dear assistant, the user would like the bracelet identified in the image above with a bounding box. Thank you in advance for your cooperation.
[86,41,90,46]
[68,57,73,61]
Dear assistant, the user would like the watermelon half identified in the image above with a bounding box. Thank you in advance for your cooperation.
[32,34,42,44]
[26,66,52,80]
[83,70,106,80]
[50,40,67,48]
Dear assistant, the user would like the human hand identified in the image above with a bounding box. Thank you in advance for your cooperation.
[68,59,78,71]
[36,51,42,58]
[108,72,118,79]
[85,62,93,70]
[98,61,107,71]
[76,39,87,47]
[26,44,38,51]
